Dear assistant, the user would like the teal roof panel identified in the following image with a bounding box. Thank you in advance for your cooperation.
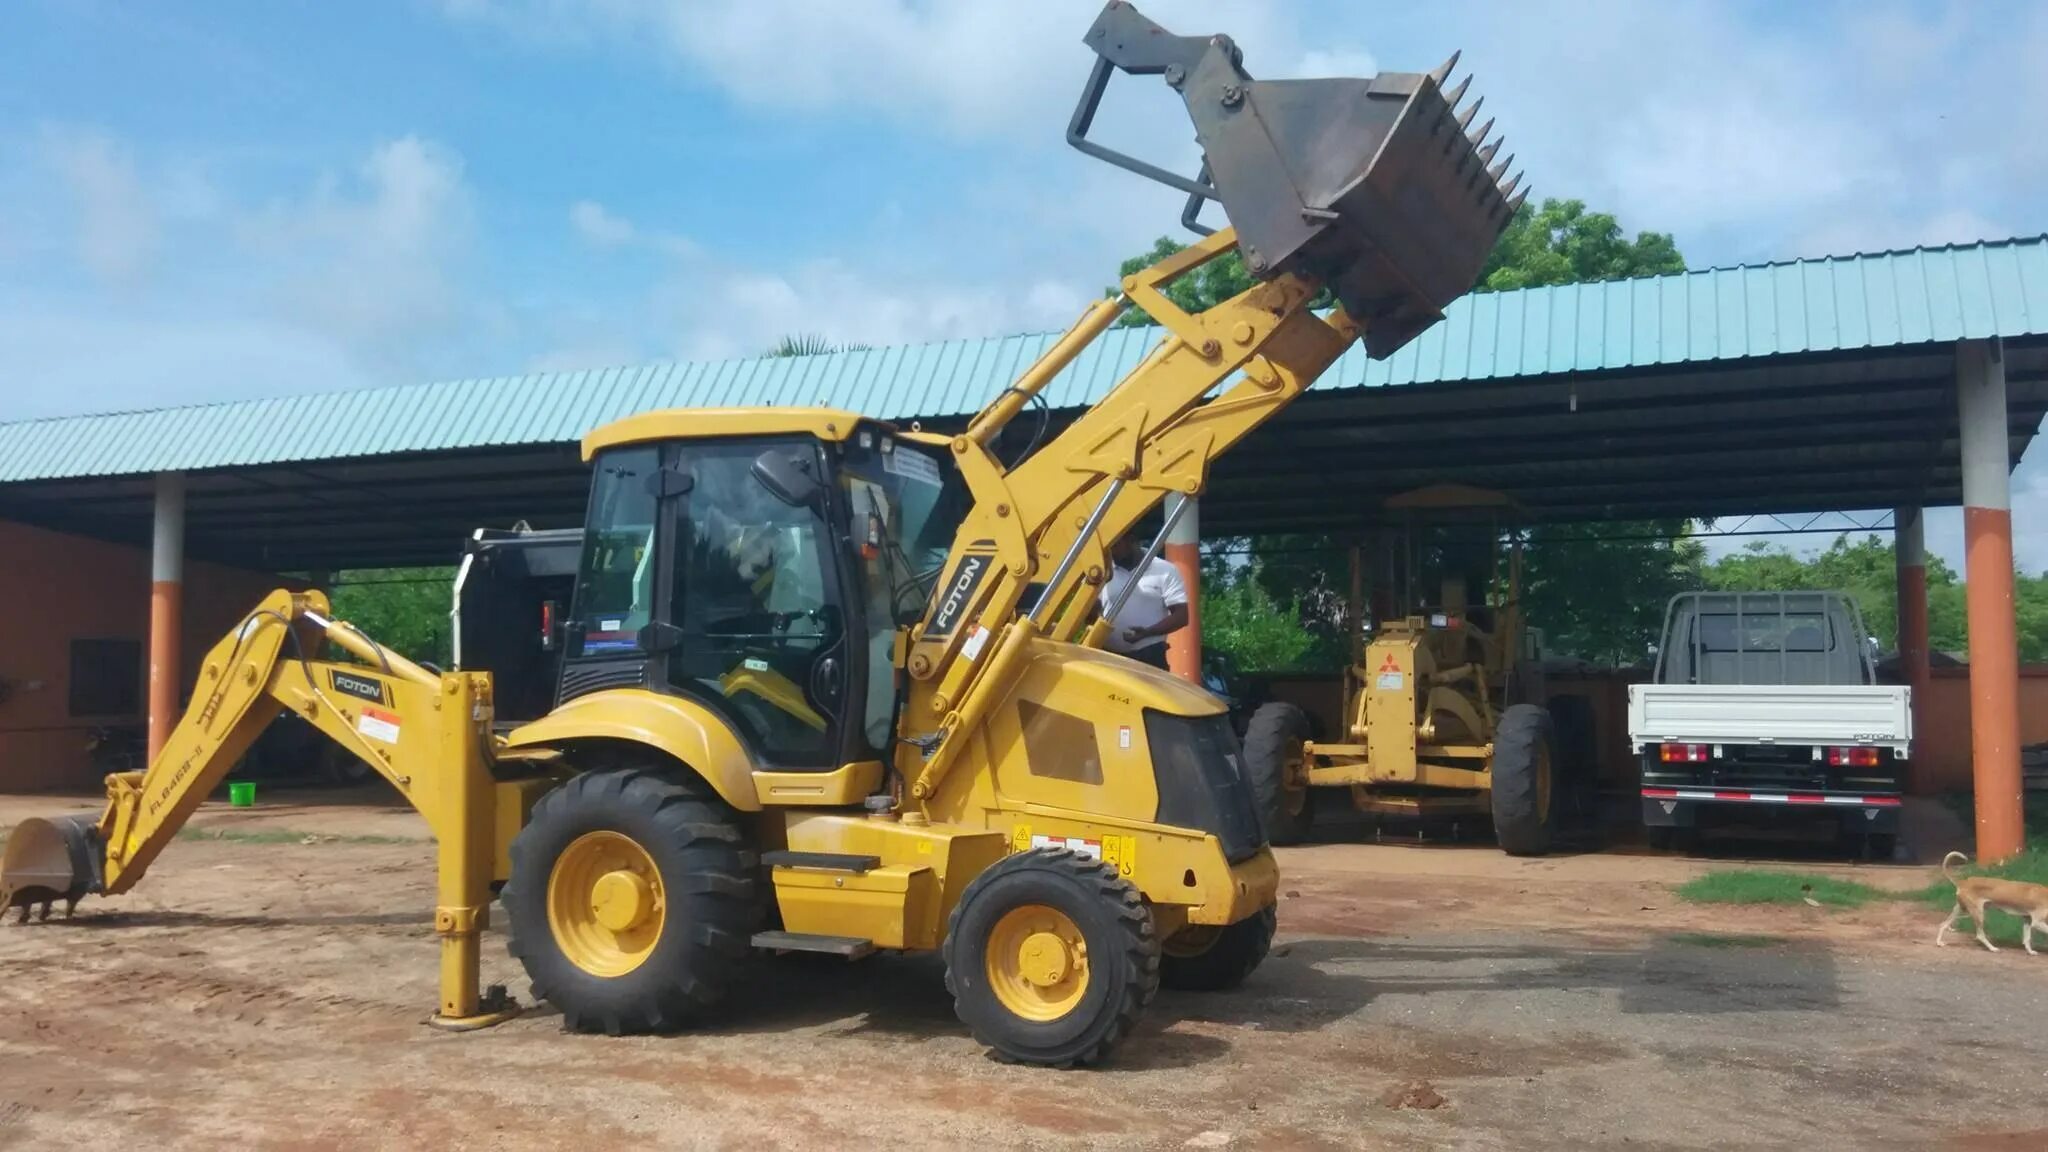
[2,235,2045,484]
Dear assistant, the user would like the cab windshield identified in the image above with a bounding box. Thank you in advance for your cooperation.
[839,430,971,628]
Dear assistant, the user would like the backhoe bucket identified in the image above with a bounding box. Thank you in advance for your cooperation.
[1070,1,1521,358]
[0,815,102,919]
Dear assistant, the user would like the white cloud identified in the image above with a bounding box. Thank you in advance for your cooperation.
[652,257,1093,364]
[1294,48,1377,78]
[567,197,696,257]
[570,198,635,246]
[43,128,158,287]
[443,1,1364,140]
[237,136,472,363]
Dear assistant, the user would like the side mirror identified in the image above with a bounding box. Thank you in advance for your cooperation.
[752,448,825,508]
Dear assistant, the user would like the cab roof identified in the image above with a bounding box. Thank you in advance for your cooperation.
[581,407,875,461]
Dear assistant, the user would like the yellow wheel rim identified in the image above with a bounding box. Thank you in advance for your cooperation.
[985,904,1090,1023]
[547,830,666,977]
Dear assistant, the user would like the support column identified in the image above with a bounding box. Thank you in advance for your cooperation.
[148,472,187,763]
[1163,496,1202,684]
[1894,506,1931,793]
[1957,339,2024,862]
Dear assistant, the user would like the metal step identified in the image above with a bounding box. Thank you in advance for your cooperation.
[751,930,874,959]
[761,850,881,874]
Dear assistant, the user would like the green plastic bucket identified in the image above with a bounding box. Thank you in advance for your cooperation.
[228,781,256,808]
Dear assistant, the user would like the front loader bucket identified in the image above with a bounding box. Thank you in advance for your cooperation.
[0,815,103,919]
[1070,1,1521,358]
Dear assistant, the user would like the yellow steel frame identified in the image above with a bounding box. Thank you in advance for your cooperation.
[898,227,1359,809]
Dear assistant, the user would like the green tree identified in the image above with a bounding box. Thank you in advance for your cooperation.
[1697,534,2048,664]
[767,334,871,357]
[1108,236,1256,328]
[1522,521,1705,665]
[1478,198,1684,293]
[1119,197,1692,671]
[328,568,456,666]
[1200,564,1317,671]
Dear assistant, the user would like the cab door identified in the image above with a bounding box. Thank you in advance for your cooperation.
[661,439,852,770]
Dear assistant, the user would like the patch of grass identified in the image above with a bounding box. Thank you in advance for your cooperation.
[175,827,412,846]
[1664,932,1784,949]
[1673,870,1887,908]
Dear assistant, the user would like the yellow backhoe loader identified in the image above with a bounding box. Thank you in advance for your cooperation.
[2,1,1523,1066]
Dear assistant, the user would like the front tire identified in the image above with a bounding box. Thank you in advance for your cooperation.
[1243,702,1314,845]
[944,848,1159,1067]
[502,767,758,1034]
[1490,703,1556,857]
[1160,905,1276,992]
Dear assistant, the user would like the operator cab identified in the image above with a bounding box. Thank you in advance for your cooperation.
[559,408,970,771]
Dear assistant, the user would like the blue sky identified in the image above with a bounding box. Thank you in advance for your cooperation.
[2,0,2044,566]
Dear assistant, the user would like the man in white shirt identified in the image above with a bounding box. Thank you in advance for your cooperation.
[1099,534,1189,671]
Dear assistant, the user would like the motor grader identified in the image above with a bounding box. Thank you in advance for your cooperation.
[1,2,1525,1066]
[1244,487,1591,856]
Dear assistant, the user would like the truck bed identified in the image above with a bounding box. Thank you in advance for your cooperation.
[1627,683,1912,751]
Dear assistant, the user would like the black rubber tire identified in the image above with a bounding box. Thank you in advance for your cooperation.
[1490,703,1556,857]
[943,848,1159,1068]
[1243,701,1314,846]
[1160,905,1276,992]
[502,767,758,1034]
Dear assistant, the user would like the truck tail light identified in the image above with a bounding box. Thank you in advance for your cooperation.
[1660,743,1709,763]
[1827,746,1880,767]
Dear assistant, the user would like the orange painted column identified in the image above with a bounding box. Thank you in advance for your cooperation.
[1956,339,2024,862]
[1894,506,1931,793]
[1163,495,1201,683]
[148,471,186,763]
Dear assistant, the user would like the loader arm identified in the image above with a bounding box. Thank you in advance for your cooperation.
[897,2,1523,804]
[1,588,518,1028]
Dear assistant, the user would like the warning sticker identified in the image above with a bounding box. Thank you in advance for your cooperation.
[1025,832,1138,877]
[1008,825,1136,876]
[961,625,990,662]
[883,447,942,487]
[1374,653,1404,692]
[357,706,401,744]
[1117,725,1132,750]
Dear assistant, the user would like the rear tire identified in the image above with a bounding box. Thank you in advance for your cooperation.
[1160,905,1276,992]
[502,767,758,1034]
[1490,703,1556,857]
[944,848,1159,1068]
[1243,702,1314,846]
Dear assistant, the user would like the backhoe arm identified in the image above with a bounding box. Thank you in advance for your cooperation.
[2,588,516,1027]
[896,2,1522,805]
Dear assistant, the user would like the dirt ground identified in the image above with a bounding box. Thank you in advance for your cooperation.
[3,790,2044,1151]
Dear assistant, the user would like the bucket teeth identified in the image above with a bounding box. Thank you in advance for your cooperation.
[1507,185,1531,213]
[1489,154,1514,184]
[1468,117,1495,146]
[1500,171,1523,200]
[1429,50,1461,86]
[1457,97,1484,132]
[1478,136,1502,166]
[1444,73,1472,109]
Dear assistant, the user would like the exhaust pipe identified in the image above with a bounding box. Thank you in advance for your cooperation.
[1069,1,1523,359]
[0,815,103,920]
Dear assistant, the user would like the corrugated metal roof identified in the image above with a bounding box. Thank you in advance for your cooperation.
[3,236,2044,484]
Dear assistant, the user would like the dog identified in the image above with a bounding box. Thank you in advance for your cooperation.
[1935,851,2048,954]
